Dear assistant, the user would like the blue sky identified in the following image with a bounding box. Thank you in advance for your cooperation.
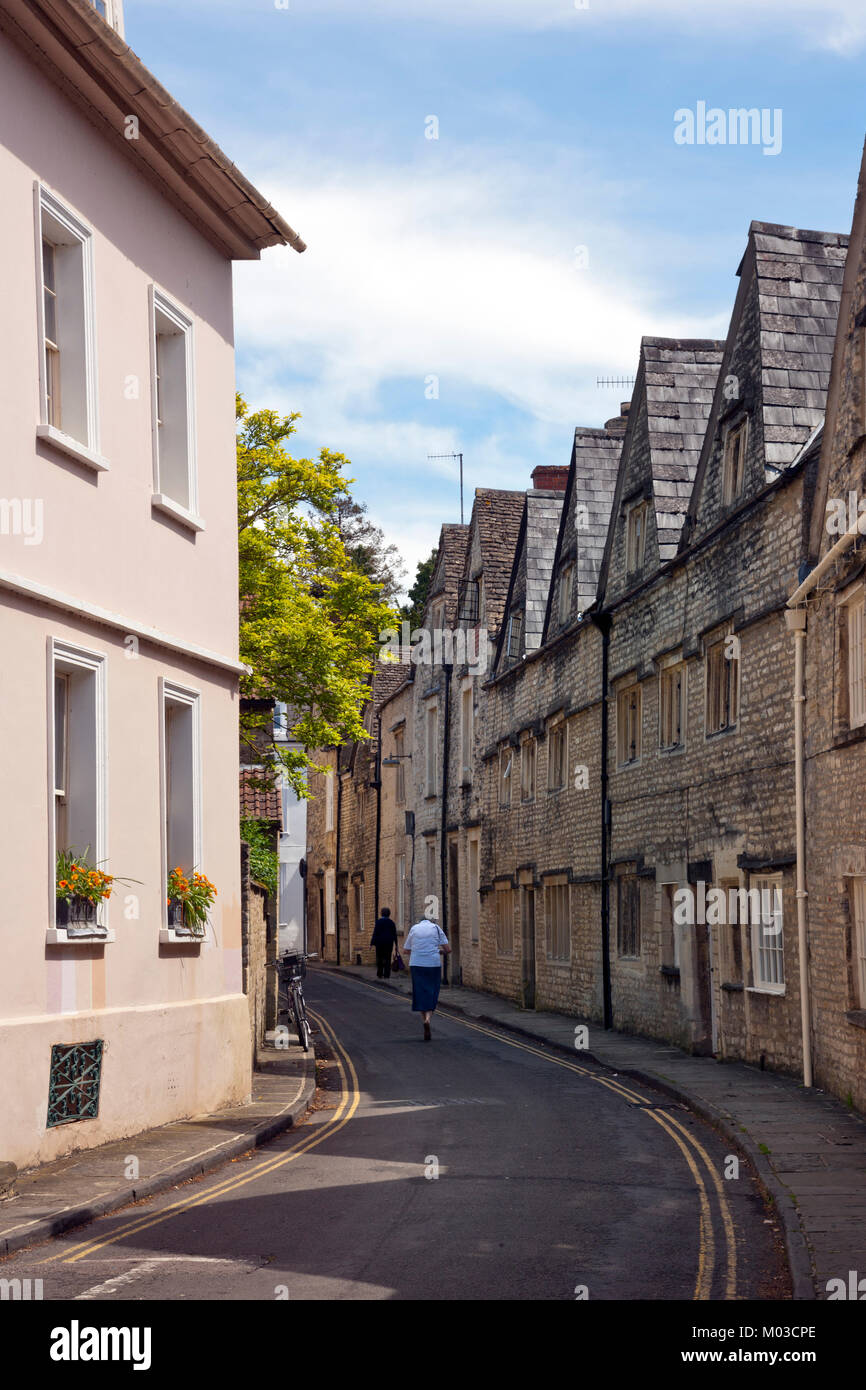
[128,0,866,593]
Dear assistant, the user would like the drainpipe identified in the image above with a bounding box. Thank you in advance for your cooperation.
[785,607,812,1088]
[440,662,453,984]
[592,611,614,1030]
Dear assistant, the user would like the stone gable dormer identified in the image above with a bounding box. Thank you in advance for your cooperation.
[494,487,566,676]
[598,339,724,608]
[682,223,847,553]
[453,489,525,670]
[544,424,623,641]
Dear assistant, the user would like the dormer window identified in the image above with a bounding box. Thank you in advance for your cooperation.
[626,502,648,575]
[505,611,523,659]
[459,580,480,622]
[722,418,748,504]
[87,0,125,35]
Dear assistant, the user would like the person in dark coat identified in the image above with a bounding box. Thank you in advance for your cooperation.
[371,907,398,979]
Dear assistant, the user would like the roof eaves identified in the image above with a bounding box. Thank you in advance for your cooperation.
[1,0,304,260]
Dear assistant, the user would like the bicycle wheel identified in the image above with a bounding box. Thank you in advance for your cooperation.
[294,992,311,1052]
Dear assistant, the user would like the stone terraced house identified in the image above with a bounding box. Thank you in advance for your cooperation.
[306,182,866,1115]
[790,140,866,1114]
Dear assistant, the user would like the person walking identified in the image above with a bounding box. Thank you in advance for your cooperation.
[403,915,450,1040]
[371,907,398,980]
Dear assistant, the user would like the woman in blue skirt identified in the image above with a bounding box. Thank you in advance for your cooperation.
[403,916,450,1040]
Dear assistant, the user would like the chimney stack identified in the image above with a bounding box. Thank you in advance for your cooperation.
[604,401,630,437]
[531,465,569,492]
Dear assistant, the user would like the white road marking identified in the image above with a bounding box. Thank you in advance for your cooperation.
[74,1256,236,1299]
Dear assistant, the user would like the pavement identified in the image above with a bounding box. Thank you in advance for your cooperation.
[0,1044,315,1260]
[326,959,866,1300]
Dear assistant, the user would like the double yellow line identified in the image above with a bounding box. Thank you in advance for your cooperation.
[443,1012,737,1301]
[42,1009,359,1267]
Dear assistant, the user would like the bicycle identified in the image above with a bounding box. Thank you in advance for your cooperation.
[269,952,317,1052]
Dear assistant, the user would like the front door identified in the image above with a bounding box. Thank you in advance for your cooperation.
[522,887,536,1009]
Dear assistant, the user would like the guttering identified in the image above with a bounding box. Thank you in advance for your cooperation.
[788,516,864,608]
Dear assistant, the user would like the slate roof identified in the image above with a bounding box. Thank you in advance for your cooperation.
[495,488,566,673]
[643,338,726,559]
[571,427,622,610]
[523,491,566,649]
[681,222,848,549]
[472,488,527,635]
[750,222,847,477]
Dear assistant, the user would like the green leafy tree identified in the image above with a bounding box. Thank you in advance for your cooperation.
[237,395,398,795]
[401,548,438,631]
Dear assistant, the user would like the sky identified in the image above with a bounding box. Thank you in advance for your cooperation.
[126,0,866,595]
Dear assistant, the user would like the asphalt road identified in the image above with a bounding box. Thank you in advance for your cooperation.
[5,969,790,1301]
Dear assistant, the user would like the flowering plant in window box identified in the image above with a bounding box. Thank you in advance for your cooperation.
[166,867,217,937]
[56,848,113,937]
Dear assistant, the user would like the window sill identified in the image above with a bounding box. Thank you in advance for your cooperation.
[705,725,738,741]
[833,726,866,750]
[159,928,205,945]
[658,743,685,756]
[152,494,205,532]
[46,928,115,945]
[36,425,109,473]
[746,985,785,997]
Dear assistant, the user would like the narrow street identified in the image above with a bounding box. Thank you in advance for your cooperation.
[6,971,789,1301]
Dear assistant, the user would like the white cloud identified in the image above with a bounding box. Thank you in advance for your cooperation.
[232,152,729,587]
[235,154,725,427]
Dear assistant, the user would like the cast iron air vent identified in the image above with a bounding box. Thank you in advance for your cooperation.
[47,1040,104,1128]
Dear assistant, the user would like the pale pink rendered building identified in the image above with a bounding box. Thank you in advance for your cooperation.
[0,0,304,1169]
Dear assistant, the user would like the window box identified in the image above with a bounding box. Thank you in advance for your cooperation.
[54,896,107,938]
[166,899,205,938]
